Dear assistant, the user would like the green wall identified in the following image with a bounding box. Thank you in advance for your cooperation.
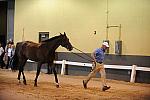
[14,0,150,56]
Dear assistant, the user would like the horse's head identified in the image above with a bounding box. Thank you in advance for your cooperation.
[60,32,73,51]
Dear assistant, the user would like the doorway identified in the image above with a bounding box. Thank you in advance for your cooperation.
[39,32,49,43]
[0,1,7,48]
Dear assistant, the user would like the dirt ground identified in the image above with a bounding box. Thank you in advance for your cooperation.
[0,69,150,100]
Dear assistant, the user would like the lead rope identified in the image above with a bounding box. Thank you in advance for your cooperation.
[71,52,93,62]
[73,46,94,61]
[71,46,96,71]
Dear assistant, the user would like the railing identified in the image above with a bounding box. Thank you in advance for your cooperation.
[27,60,150,83]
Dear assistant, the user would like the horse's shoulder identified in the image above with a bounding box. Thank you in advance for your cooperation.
[38,43,47,49]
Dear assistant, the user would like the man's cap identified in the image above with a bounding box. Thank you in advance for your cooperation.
[102,42,109,47]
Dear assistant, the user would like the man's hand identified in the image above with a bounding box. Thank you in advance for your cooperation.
[91,61,96,72]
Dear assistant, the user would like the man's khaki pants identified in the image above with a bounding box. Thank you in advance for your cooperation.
[84,62,107,87]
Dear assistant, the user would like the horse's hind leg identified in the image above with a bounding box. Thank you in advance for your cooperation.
[47,63,52,74]
[52,66,59,88]
[17,59,27,85]
[21,60,27,85]
[22,71,27,85]
[34,63,42,87]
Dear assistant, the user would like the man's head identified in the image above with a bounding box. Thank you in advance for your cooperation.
[102,42,109,50]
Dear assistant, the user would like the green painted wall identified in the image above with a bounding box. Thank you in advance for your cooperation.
[14,0,150,56]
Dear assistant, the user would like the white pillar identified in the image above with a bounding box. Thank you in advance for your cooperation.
[61,60,66,75]
[130,65,137,83]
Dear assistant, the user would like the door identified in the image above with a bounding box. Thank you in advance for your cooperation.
[0,1,7,47]
[39,32,49,43]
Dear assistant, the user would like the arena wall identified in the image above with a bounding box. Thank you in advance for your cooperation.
[14,0,150,56]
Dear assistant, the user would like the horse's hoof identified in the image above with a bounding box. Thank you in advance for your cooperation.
[56,85,59,88]
[17,81,21,85]
[34,84,37,87]
[56,83,59,88]
[24,82,27,85]
[18,80,21,83]
[23,81,27,85]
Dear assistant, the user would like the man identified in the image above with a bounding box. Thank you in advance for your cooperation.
[83,42,110,91]
[6,44,12,69]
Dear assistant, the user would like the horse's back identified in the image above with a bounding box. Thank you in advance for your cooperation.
[16,41,40,49]
[17,41,43,61]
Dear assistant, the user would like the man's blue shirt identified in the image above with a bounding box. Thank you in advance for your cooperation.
[94,48,105,63]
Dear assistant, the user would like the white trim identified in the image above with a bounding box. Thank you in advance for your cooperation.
[27,59,150,83]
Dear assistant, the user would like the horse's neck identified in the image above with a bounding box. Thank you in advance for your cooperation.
[43,37,61,52]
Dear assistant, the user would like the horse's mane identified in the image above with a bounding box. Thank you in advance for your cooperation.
[42,35,61,42]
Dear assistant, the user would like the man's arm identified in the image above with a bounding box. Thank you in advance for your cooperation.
[91,51,96,71]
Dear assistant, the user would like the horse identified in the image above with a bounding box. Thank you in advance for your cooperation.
[11,33,73,87]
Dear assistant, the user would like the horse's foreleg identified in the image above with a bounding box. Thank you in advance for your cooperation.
[52,66,59,88]
[17,67,21,83]
[34,63,42,87]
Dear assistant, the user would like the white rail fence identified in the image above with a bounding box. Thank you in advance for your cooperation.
[27,60,150,83]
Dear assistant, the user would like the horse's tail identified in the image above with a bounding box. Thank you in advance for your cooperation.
[11,43,20,71]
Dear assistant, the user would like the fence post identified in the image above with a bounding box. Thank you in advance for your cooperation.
[130,65,137,83]
[61,60,66,75]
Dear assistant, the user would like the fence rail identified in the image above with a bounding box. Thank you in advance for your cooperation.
[27,60,150,83]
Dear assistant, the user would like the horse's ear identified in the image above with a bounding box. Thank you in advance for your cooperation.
[60,33,62,35]
[64,32,66,36]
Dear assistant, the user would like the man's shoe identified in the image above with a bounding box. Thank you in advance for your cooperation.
[83,80,87,89]
[102,86,110,91]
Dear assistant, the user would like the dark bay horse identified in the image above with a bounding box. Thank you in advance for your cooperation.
[12,33,73,87]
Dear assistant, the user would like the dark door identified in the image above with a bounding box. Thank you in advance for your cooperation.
[0,1,7,47]
[39,32,49,43]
